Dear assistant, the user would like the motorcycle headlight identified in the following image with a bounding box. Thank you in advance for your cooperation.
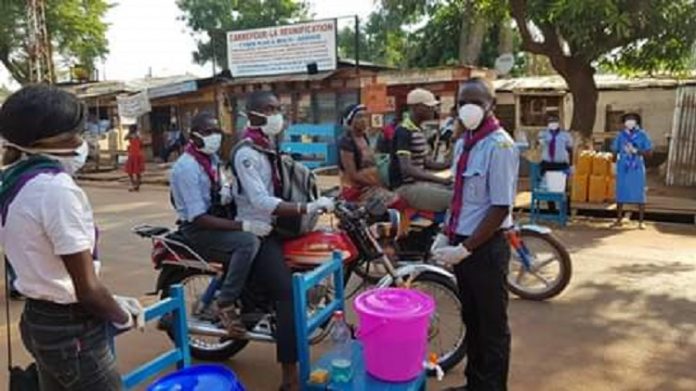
[369,209,402,240]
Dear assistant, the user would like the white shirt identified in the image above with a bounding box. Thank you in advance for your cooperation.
[233,145,282,225]
[0,173,95,304]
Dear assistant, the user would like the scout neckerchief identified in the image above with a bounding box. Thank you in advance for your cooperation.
[184,141,218,185]
[446,116,500,239]
[0,155,63,226]
[548,129,560,162]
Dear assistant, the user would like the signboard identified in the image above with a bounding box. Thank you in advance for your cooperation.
[117,91,151,121]
[361,83,388,113]
[227,20,337,78]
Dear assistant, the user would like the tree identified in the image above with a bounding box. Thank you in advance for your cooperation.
[176,0,309,71]
[379,0,511,67]
[0,0,110,84]
[509,0,696,137]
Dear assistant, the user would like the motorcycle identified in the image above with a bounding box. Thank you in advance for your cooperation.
[358,208,573,301]
[132,199,467,373]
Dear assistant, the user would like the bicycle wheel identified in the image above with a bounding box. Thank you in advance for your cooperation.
[507,229,572,301]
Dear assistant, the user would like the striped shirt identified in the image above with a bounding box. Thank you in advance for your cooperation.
[389,118,428,187]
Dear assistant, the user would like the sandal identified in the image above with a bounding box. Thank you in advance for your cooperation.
[217,303,247,339]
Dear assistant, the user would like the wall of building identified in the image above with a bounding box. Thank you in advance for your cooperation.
[498,88,677,149]
[592,89,676,148]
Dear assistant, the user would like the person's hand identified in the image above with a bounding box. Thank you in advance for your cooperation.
[220,184,233,206]
[307,197,335,215]
[430,233,450,254]
[242,220,272,237]
[113,296,145,331]
[432,244,471,266]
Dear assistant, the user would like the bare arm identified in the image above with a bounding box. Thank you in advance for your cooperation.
[340,150,380,187]
[62,251,129,324]
[425,158,451,171]
[462,206,509,251]
[398,155,451,185]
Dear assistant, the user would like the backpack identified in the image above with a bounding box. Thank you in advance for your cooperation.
[230,140,319,238]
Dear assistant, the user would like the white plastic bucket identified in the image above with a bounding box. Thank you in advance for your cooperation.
[544,171,567,192]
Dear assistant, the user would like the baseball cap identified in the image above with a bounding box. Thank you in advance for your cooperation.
[407,88,439,107]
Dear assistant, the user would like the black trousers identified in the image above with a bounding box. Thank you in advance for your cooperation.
[452,232,511,391]
[249,236,298,364]
[540,161,571,211]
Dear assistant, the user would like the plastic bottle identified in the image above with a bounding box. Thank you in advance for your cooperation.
[329,311,353,383]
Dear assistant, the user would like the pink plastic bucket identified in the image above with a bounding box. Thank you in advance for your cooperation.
[353,288,435,382]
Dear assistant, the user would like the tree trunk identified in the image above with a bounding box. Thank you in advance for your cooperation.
[497,19,514,55]
[562,62,598,139]
[462,16,487,65]
[458,12,470,65]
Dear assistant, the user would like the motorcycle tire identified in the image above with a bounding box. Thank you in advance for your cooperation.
[400,272,467,375]
[507,229,572,301]
[160,269,250,362]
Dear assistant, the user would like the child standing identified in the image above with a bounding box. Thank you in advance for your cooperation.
[124,124,145,191]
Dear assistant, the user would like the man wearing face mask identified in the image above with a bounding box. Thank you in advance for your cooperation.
[170,111,269,337]
[611,113,652,229]
[432,78,519,391]
[389,88,453,212]
[0,85,141,390]
[232,90,334,391]
[538,114,573,211]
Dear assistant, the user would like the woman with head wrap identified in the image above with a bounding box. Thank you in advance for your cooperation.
[338,104,398,206]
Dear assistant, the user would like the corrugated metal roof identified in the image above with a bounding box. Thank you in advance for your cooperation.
[494,74,696,92]
[225,71,335,86]
[60,74,199,99]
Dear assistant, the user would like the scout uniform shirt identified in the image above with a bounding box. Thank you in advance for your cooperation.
[449,128,519,236]
[539,128,573,164]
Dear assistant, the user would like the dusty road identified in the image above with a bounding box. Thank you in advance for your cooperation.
[1,183,695,390]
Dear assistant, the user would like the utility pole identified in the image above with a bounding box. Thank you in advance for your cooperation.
[26,0,55,84]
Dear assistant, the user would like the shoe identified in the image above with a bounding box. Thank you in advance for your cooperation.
[216,302,247,339]
[638,222,646,230]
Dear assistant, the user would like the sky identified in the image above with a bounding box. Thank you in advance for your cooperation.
[0,0,376,87]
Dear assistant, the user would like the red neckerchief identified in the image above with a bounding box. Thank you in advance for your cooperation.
[446,116,500,239]
[243,127,281,195]
[184,142,218,185]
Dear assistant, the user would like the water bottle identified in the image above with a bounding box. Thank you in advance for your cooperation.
[330,311,353,383]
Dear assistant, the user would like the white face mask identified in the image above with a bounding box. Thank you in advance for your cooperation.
[48,140,89,176]
[548,122,560,131]
[458,104,486,130]
[251,111,284,136]
[193,132,222,155]
[624,120,637,130]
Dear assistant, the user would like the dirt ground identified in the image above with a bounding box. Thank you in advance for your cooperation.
[1,183,694,390]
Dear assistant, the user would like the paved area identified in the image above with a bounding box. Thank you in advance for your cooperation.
[1,183,695,390]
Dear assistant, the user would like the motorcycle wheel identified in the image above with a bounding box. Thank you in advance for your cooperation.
[161,271,249,362]
[507,229,572,301]
[399,272,467,375]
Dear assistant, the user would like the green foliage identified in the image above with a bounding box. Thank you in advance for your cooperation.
[0,0,110,84]
[519,0,696,74]
[176,0,309,70]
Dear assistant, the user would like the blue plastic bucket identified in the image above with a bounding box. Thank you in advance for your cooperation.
[147,365,245,391]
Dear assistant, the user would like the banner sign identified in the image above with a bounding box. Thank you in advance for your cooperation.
[227,20,337,78]
[117,91,151,120]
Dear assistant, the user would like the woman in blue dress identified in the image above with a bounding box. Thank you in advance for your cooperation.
[611,113,653,229]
